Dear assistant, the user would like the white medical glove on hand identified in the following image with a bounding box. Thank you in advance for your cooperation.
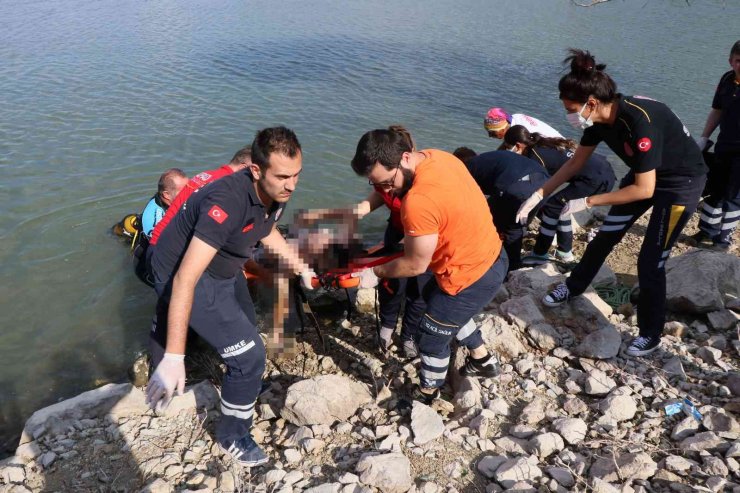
[560,197,590,218]
[351,267,379,289]
[299,269,317,290]
[146,353,186,412]
[695,136,709,152]
[516,191,543,225]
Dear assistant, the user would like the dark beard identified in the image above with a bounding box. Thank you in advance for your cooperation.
[393,167,415,199]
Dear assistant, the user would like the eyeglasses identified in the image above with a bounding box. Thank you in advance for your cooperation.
[368,166,400,189]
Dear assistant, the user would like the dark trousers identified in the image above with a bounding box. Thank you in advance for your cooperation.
[533,176,615,255]
[488,173,548,270]
[150,271,264,445]
[698,152,740,246]
[377,222,433,342]
[566,173,705,339]
[417,250,508,389]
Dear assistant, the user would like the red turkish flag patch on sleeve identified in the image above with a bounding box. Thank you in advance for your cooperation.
[637,137,652,152]
[208,205,228,224]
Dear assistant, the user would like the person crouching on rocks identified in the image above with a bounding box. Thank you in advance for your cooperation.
[502,125,616,266]
[516,49,707,357]
[349,129,507,404]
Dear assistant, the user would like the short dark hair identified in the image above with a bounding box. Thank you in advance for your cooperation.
[558,48,617,104]
[230,145,252,165]
[351,129,412,176]
[731,40,740,58]
[251,127,301,170]
[158,168,186,195]
[452,147,477,165]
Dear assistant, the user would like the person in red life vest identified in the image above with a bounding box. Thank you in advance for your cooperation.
[694,40,740,251]
[296,126,433,359]
[148,146,254,247]
[516,49,707,357]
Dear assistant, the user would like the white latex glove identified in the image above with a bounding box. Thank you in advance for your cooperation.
[299,269,317,290]
[560,197,590,218]
[351,267,379,289]
[146,353,186,412]
[516,191,543,225]
[695,136,709,152]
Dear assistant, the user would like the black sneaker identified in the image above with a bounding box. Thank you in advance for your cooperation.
[459,354,500,378]
[688,230,713,248]
[411,386,440,405]
[543,282,571,307]
[709,242,730,252]
[625,335,660,357]
[219,435,269,467]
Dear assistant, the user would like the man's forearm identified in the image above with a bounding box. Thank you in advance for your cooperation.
[374,256,426,279]
[701,109,722,138]
[165,274,195,354]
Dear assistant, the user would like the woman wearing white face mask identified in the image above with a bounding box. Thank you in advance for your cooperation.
[515,49,707,358]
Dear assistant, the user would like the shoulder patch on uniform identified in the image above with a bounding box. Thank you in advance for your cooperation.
[637,137,652,152]
[208,205,229,224]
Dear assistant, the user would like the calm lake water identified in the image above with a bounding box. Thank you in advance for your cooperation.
[0,0,737,453]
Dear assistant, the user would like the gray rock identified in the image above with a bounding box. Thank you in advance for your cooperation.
[469,414,489,438]
[664,455,695,474]
[218,471,236,492]
[1,465,25,484]
[545,466,574,488]
[283,470,304,486]
[593,264,617,287]
[285,426,314,447]
[703,411,740,439]
[505,263,565,298]
[702,456,728,477]
[706,476,726,493]
[493,436,528,455]
[664,321,688,338]
[552,418,587,445]
[527,432,565,458]
[500,295,545,329]
[588,452,657,481]
[494,456,543,488]
[526,323,561,351]
[139,478,173,493]
[671,416,700,441]
[519,396,548,425]
[697,346,723,365]
[664,249,740,314]
[726,441,740,458]
[562,396,588,415]
[663,357,687,380]
[477,455,507,479]
[680,432,728,453]
[599,393,637,422]
[281,375,372,426]
[478,314,529,360]
[411,401,445,445]
[304,484,342,493]
[728,373,740,396]
[284,448,302,464]
[486,398,511,417]
[265,469,287,486]
[707,309,740,330]
[574,326,621,359]
[591,479,620,493]
[337,473,359,484]
[584,369,617,395]
[356,453,413,493]
[14,441,41,462]
[38,451,56,469]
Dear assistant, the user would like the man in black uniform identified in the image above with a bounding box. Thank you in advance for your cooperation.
[146,127,315,467]
[696,40,740,251]
[459,149,549,271]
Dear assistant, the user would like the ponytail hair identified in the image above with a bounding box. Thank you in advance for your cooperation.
[558,48,617,103]
[503,125,576,152]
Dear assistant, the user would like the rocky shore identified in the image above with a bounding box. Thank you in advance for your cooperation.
[1,217,738,493]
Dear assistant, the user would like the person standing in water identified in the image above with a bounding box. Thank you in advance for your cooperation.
[516,49,706,357]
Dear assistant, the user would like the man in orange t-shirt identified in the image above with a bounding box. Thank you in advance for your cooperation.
[350,128,508,403]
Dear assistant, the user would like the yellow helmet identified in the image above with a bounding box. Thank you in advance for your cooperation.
[122,214,140,236]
